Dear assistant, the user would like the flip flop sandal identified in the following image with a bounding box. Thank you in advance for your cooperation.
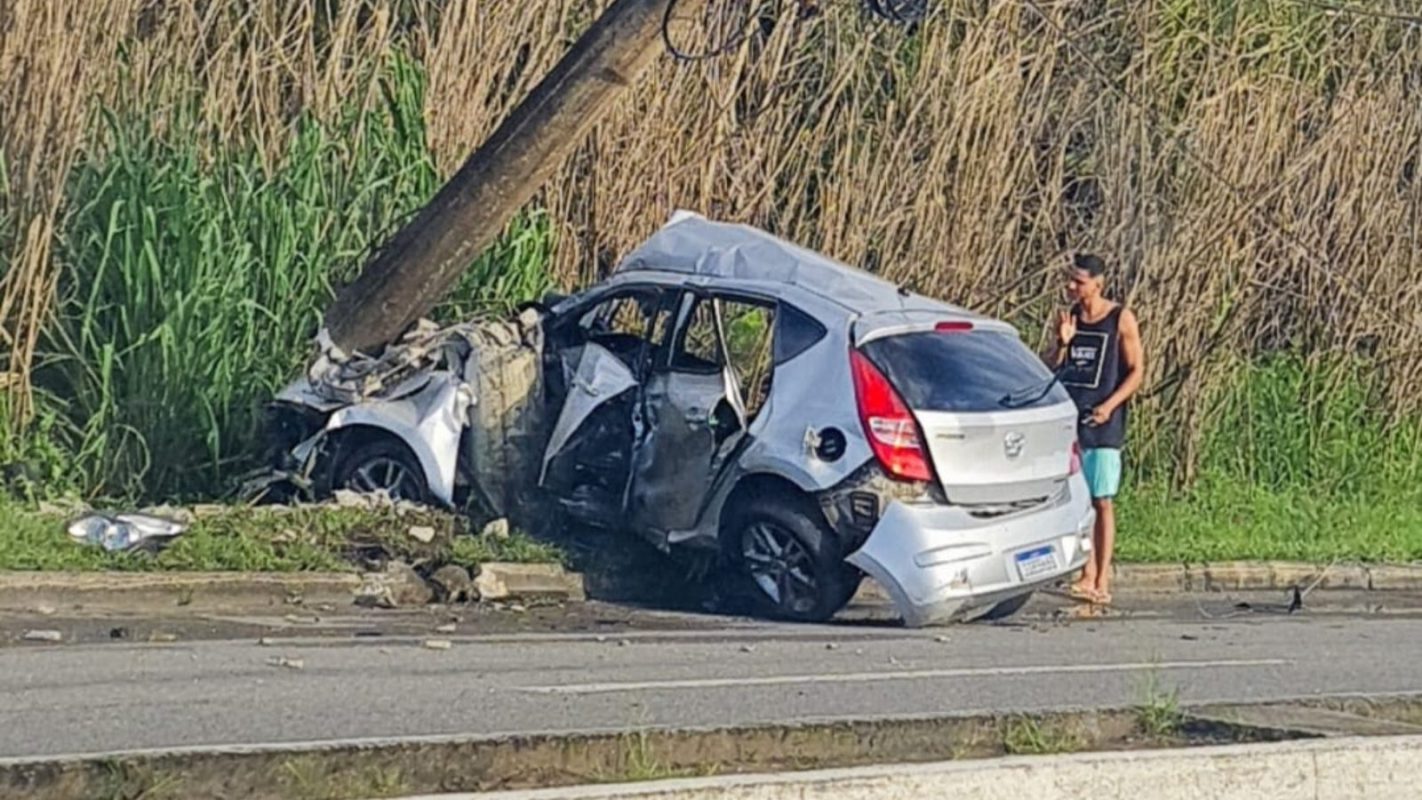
[1067,583,1098,602]
[1092,591,1113,606]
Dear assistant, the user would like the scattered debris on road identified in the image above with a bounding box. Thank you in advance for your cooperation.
[22,629,62,643]
[429,565,475,603]
[266,656,305,670]
[356,561,435,609]
[435,623,457,634]
[422,639,453,651]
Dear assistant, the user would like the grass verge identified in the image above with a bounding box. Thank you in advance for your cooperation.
[0,498,565,573]
[1118,479,1422,564]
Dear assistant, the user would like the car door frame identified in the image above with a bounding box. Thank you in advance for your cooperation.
[537,283,677,524]
[625,287,769,538]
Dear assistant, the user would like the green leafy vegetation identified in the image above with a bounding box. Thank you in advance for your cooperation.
[1001,716,1085,756]
[1135,668,1185,739]
[20,52,550,502]
[1120,357,1422,564]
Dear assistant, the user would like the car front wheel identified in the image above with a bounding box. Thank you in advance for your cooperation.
[331,438,432,505]
[729,496,860,623]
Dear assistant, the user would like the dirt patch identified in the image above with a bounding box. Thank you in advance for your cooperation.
[0,707,1307,800]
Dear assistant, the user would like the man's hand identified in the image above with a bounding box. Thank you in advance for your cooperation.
[1086,405,1113,426]
[1057,310,1077,346]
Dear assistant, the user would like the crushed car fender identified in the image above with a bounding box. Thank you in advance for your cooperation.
[326,373,472,506]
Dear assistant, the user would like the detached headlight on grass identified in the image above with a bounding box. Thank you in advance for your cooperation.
[67,513,188,553]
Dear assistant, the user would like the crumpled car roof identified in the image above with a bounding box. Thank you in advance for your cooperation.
[615,211,970,316]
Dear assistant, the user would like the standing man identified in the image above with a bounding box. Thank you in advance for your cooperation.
[1047,254,1144,605]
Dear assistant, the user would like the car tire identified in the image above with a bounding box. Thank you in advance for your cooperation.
[331,438,432,505]
[727,495,860,624]
[973,591,1034,623]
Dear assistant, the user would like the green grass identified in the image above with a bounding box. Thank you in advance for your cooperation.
[1000,716,1085,756]
[1117,480,1422,564]
[16,51,552,503]
[0,497,564,572]
[1134,668,1185,739]
[1116,356,1422,564]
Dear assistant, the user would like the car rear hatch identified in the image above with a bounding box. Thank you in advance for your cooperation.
[854,318,1078,507]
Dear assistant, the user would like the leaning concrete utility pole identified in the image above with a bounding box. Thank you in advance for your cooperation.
[321,0,676,356]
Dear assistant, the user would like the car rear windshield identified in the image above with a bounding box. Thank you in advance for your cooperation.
[861,329,1070,412]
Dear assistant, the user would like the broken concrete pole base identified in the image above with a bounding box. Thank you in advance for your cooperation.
[474,563,585,603]
[481,518,511,540]
[429,564,476,603]
[356,562,435,609]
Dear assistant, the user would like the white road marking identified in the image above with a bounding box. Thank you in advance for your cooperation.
[515,658,1292,695]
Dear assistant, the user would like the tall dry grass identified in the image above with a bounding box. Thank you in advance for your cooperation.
[1,0,1419,496]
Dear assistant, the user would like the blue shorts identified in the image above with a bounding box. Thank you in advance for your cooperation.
[1081,448,1122,500]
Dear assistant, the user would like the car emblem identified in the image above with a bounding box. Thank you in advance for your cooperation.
[1003,432,1026,459]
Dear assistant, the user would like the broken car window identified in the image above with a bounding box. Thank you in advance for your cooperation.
[577,290,671,367]
[672,297,723,372]
[719,299,775,420]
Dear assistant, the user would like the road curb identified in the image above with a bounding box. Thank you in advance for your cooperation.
[417,734,1422,800]
[0,567,585,612]
[0,571,364,612]
[853,560,1422,603]
[1117,562,1417,593]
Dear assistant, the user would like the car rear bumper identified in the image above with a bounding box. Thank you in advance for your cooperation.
[845,474,1096,627]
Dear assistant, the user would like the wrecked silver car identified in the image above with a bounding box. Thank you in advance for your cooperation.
[264,211,1095,626]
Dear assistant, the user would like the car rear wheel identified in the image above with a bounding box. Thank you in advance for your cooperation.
[332,438,431,505]
[729,496,859,623]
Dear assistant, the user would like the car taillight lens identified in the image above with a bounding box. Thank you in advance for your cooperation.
[850,350,933,482]
[1069,440,1083,475]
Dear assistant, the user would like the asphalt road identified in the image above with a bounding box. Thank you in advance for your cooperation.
[3,591,1422,760]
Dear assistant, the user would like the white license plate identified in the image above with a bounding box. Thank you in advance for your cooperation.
[1015,546,1058,581]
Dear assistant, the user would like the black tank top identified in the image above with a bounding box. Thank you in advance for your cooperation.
[1060,304,1127,449]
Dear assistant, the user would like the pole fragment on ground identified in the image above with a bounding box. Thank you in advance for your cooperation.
[321,0,675,356]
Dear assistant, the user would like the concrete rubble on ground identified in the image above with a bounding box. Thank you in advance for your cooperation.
[430,564,477,603]
[356,561,435,609]
[474,562,586,603]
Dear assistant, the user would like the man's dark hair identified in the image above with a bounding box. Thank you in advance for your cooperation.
[1073,253,1107,277]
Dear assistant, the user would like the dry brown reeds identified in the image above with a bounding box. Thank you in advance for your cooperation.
[1,0,1419,488]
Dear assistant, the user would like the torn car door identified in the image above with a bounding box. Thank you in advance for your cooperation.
[628,294,746,535]
[540,342,639,485]
[538,287,673,522]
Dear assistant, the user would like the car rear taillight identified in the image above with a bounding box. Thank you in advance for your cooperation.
[1069,440,1083,475]
[934,320,974,333]
[849,350,933,482]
